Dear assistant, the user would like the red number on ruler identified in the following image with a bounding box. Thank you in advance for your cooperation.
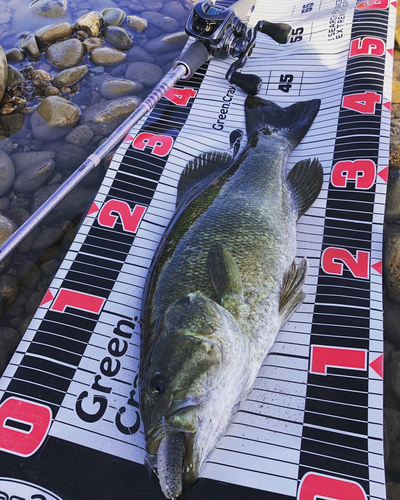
[98,200,146,233]
[51,288,105,314]
[331,160,376,189]
[356,0,389,10]
[0,397,52,457]
[342,92,381,114]
[132,132,173,157]
[164,87,197,106]
[310,345,367,374]
[298,472,367,500]
[349,37,385,57]
[321,247,370,279]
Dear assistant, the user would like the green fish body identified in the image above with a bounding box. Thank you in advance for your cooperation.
[140,96,323,499]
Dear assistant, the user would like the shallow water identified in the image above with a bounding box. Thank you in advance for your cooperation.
[0,0,190,351]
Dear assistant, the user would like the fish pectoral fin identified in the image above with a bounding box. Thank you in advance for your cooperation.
[287,158,323,218]
[177,151,233,207]
[207,242,244,314]
[279,258,308,325]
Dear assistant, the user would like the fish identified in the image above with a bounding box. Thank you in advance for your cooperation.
[140,95,323,499]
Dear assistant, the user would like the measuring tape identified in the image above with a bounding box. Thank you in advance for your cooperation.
[0,0,395,498]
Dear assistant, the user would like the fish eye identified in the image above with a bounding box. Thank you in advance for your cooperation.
[148,372,165,395]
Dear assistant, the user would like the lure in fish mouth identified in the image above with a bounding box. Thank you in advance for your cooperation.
[140,95,323,498]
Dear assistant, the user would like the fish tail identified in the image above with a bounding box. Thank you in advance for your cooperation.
[245,96,321,150]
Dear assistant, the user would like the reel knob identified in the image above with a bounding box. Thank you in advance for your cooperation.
[259,21,292,44]
[230,71,262,96]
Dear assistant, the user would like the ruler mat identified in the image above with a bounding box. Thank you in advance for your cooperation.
[0,0,396,498]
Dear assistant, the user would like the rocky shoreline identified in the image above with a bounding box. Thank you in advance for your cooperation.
[0,0,399,496]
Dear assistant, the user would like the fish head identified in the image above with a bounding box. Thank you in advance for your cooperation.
[141,291,250,484]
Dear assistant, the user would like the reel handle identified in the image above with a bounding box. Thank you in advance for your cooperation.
[230,71,262,96]
[259,21,292,44]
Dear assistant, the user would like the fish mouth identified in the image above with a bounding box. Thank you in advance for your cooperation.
[146,404,197,456]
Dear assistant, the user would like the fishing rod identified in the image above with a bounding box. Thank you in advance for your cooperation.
[0,0,291,263]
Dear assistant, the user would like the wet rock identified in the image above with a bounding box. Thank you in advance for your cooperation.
[387,350,400,399]
[0,274,18,307]
[19,33,40,58]
[32,226,63,252]
[387,481,400,500]
[40,259,59,277]
[127,15,148,33]
[145,31,188,54]
[31,96,81,141]
[11,151,56,175]
[46,141,87,171]
[74,11,104,36]
[52,64,89,87]
[45,38,84,70]
[0,46,7,102]
[18,226,40,254]
[125,61,163,86]
[0,214,16,271]
[90,47,127,66]
[128,1,145,14]
[102,7,125,27]
[35,22,73,44]
[386,170,400,221]
[82,37,103,53]
[6,66,25,88]
[25,289,45,314]
[44,85,61,96]
[145,1,163,11]
[80,96,141,135]
[161,1,187,22]
[12,159,55,193]
[384,297,400,348]
[5,48,25,63]
[142,11,180,33]
[65,124,93,146]
[1,113,26,137]
[17,260,41,289]
[387,437,400,476]
[385,233,400,303]
[0,197,9,213]
[99,78,143,99]
[126,44,155,63]
[103,26,133,49]
[29,0,67,18]
[10,198,29,210]
[31,69,52,88]
[0,151,15,197]
[0,327,20,375]
[4,208,30,227]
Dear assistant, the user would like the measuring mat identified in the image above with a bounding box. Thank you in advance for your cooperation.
[0,0,396,498]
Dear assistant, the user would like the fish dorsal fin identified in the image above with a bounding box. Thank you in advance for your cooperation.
[207,242,244,316]
[279,258,308,325]
[287,158,323,218]
[177,152,232,207]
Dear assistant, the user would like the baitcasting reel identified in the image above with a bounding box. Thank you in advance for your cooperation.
[178,0,292,95]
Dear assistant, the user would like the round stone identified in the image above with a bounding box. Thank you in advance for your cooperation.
[29,0,67,18]
[45,38,84,70]
[17,260,41,289]
[103,26,133,49]
[385,233,400,303]
[125,61,163,86]
[0,327,20,375]
[45,141,88,171]
[0,47,8,101]
[0,273,18,307]
[12,159,55,193]
[31,69,52,89]
[65,124,93,146]
[5,48,25,63]
[126,15,148,33]
[0,151,15,197]
[6,66,25,87]
[161,1,188,22]
[10,151,56,175]
[34,22,73,44]
[142,11,180,33]
[145,31,188,54]
[0,138,14,155]
[99,78,143,99]
[74,11,104,36]
[4,208,30,227]
[31,96,81,141]
[19,33,40,58]
[80,96,142,135]
[52,64,89,87]
[126,45,155,63]
[90,47,127,66]
[102,7,125,27]
[83,37,103,53]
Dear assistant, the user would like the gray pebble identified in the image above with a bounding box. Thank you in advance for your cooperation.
[52,64,90,87]
[10,198,29,210]
[126,15,148,33]
[34,22,73,44]
[12,159,55,193]
[0,327,20,375]
[11,151,56,175]
[65,124,94,146]
[1,113,27,138]
[142,11,180,33]
[4,207,30,226]
[99,78,143,99]
[19,33,40,58]
[0,197,10,213]
[102,7,125,27]
[161,1,187,22]
[74,10,104,36]
[145,31,188,54]
[17,259,41,289]
[5,48,25,62]
[17,226,40,254]
[0,274,18,307]
[103,26,133,49]
[90,47,127,66]
[6,65,25,87]
[29,0,68,18]
[45,39,84,70]
[45,141,88,171]
[126,44,155,63]
[32,226,63,252]
[30,96,81,141]
[125,61,163,86]
[0,150,15,197]
[0,138,14,155]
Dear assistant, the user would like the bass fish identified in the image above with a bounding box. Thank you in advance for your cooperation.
[140,95,323,499]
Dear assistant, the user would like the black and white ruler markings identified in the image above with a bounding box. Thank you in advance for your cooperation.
[0,0,396,498]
